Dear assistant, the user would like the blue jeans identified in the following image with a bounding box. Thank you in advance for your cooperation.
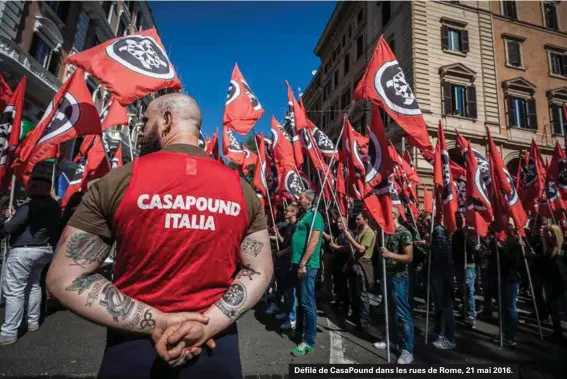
[287,265,318,346]
[432,275,456,342]
[385,275,414,353]
[457,267,477,320]
[502,281,518,341]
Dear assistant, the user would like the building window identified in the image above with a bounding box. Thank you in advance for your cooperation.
[117,18,127,36]
[331,101,338,120]
[357,9,364,26]
[382,1,391,27]
[549,50,567,77]
[543,2,558,30]
[323,82,331,101]
[356,35,364,60]
[442,83,477,118]
[74,10,89,52]
[502,1,518,19]
[505,38,523,68]
[341,89,351,110]
[29,34,59,76]
[507,96,537,130]
[344,54,350,75]
[551,103,567,135]
[46,1,70,24]
[334,70,339,88]
[324,62,330,74]
[442,25,469,53]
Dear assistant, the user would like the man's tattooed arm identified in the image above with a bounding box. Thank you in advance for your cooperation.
[47,226,168,335]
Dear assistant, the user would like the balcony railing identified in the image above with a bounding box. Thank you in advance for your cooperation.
[0,35,61,92]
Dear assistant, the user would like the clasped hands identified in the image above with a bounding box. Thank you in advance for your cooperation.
[151,312,216,367]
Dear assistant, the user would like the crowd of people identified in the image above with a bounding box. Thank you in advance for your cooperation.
[264,197,567,364]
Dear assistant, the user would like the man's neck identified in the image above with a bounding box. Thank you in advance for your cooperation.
[162,133,200,148]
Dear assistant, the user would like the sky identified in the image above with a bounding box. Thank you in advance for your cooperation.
[150,1,336,140]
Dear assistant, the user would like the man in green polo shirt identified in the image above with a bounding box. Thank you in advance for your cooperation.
[289,190,323,356]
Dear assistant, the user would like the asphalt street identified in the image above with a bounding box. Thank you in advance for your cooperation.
[0,291,566,379]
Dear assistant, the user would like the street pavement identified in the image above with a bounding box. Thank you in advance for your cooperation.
[0,290,566,379]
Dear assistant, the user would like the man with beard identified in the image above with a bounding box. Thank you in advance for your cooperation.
[46,93,273,379]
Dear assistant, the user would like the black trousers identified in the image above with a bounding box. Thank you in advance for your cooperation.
[97,324,242,379]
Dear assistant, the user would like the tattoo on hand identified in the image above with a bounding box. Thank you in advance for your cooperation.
[99,283,135,322]
[65,231,110,268]
[241,238,263,258]
[236,264,260,281]
[214,282,248,320]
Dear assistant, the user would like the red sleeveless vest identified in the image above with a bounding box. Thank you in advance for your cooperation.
[112,151,249,313]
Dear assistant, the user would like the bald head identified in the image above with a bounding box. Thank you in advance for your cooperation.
[139,93,202,155]
[150,93,202,131]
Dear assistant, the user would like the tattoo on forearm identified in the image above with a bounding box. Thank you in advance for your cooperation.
[65,274,105,295]
[214,282,248,320]
[65,232,110,268]
[236,264,260,281]
[99,283,135,322]
[86,280,105,306]
[124,302,147,330]
[139,310,156,330]
[241,238,263,258]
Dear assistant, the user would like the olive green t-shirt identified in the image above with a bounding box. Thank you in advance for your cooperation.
[355,226,376,260]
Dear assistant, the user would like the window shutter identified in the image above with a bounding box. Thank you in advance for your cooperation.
[461,30,469,53]
[466,86,477,119]
[441,25,449,50]
[527,98,538,130]
[551,104,562,134]
[507,96,515,127]
[508,42,520,66]
[562,55,567,76]
[443,82,452,115]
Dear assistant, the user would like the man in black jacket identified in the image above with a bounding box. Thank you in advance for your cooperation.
[0,177,61,345]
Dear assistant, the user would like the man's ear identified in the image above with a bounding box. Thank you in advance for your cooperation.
[162,111,173,137]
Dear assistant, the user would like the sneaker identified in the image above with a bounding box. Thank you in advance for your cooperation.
[397,349,414,364]
[491,336,516,347]
[274,312,288,321]
[291,342,314,356]
[280,320,296,330]
[265,304,278,316]
[27,323,40,332]
[465,318,476,329]
[0,335,17,346]
[433,336,456,350]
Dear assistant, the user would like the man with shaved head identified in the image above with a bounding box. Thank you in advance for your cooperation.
[47,93,272,378]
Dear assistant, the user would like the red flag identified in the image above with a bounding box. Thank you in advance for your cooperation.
[353,36,432,151]
[271,115,296,171]
[61,161,85,208]
[205,130,220,160]
[423,185,433,213]
[401,150,421,185]
[422,145,466,180]
[433,125,458,233]
[222,126,245,165]
[0,73,12,110]
[342,116,367,200]
[65,28,181,105]
[544,142,567,216]
[253,133,268,198]
[487,127,527,236]
[241,145,257,175]
[520,139,546,212]
[464,141,493,237]
[100,96,129,130]
[286,81,308,132]
[364,179,395,234]
[81,134,110,190]
[365,105,394,193]
[0,76,26,187]
[112,144,123,168]
[223,63,264,135]
[13,69,101,185]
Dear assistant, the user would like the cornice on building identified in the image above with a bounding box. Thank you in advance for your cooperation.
[314,2,345,57]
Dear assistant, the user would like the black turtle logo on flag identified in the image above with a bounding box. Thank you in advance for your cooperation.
[374,60,421,116]
[469,162,490,211]
[389,180,402,205]
[0,105,15,166]
[226,80,241,106]
[441,149,455,205]
[455,179,466,212]
[227,130,243,153]
[106,35,174,80]
[521,157,537,188]
[365,128,383,185]
[300,129,313,151]
[313,127,335,156]
[241,79,262,111]
[38,93,81,146]
[504,169,519,206]
[284,170,305,199]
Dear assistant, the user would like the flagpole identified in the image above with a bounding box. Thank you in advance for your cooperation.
[520,242,543,340]
[253,135,279,252]
[381,228,391,363]
[424,203,435,344]
[495,239,503,349]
